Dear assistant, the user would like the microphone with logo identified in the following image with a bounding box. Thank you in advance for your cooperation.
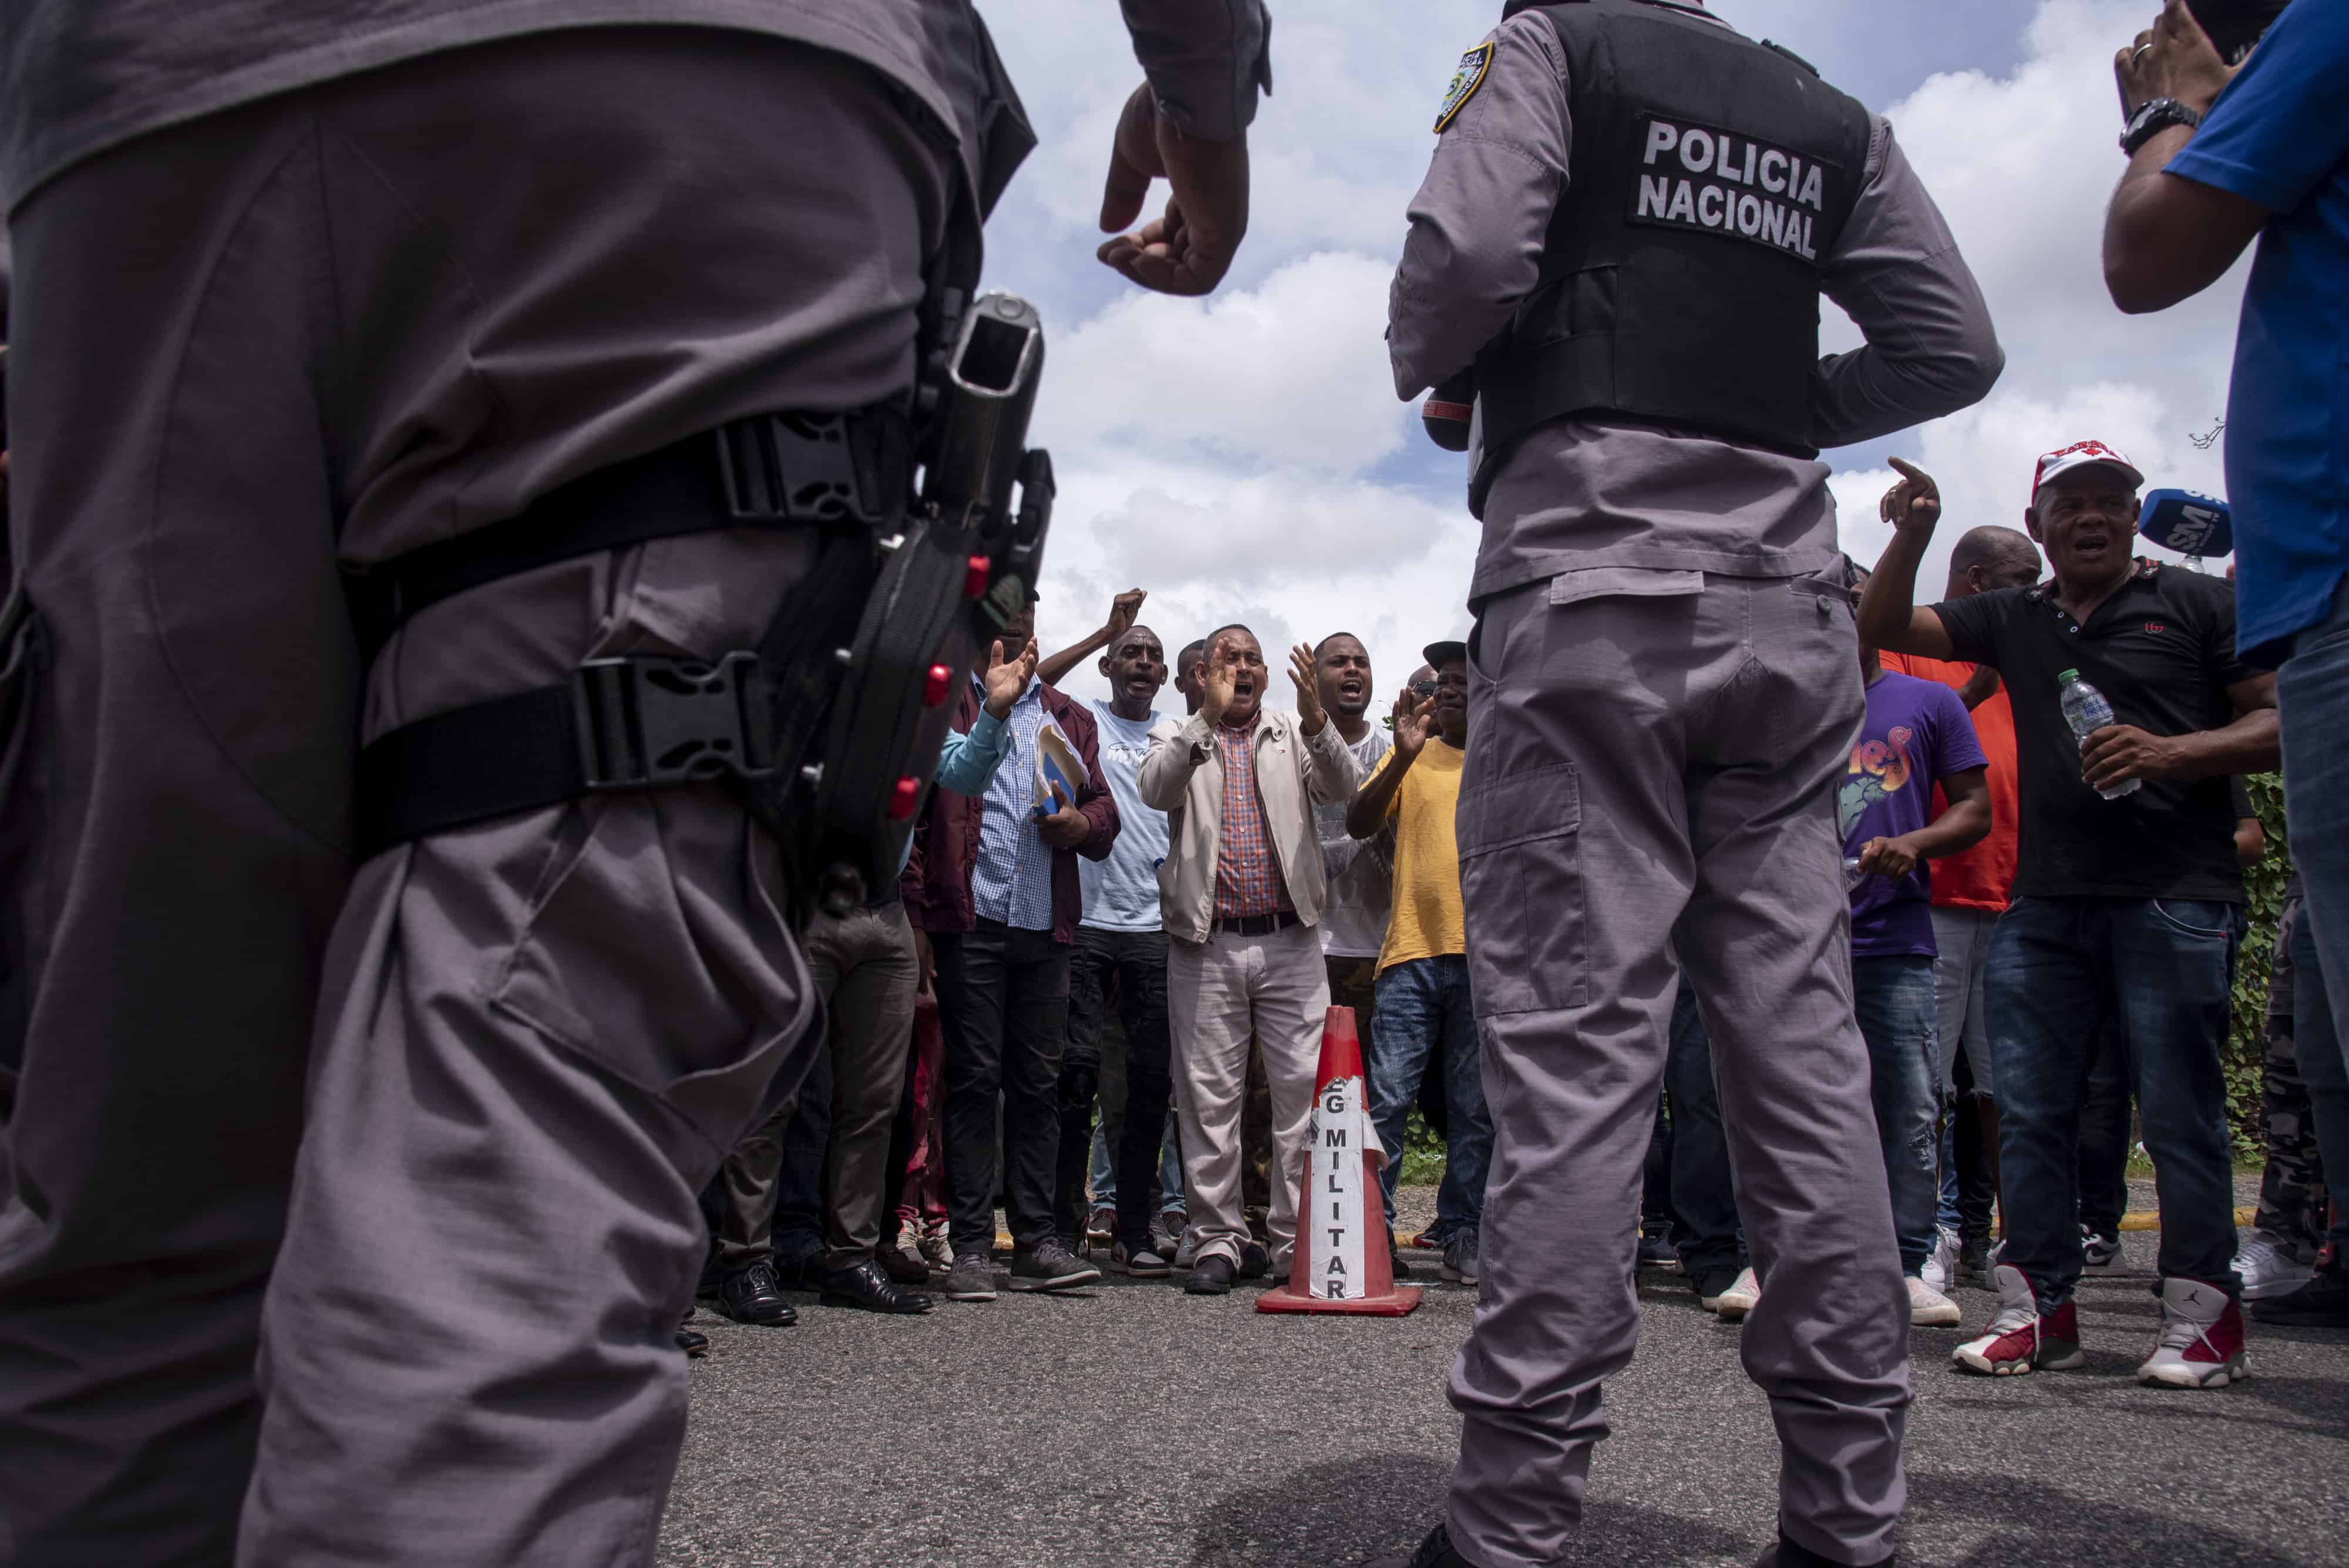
[2138,487,2232,568]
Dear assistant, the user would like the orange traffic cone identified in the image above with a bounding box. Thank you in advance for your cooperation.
[1257,1005,1423,1317]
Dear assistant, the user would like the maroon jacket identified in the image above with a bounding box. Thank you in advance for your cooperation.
[900,681,1119,943]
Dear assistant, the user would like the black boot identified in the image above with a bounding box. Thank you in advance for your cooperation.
[1364,1522,1474,1568]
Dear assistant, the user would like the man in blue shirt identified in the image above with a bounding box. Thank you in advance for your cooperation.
[2105,5,2349,1118]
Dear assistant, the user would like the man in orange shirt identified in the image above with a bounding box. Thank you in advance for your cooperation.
[1882,524,2042,1287]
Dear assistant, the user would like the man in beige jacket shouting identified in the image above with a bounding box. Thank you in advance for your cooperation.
[1141,627,1362,1294]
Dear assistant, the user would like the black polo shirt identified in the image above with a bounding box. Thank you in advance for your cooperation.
[1935,562,2254,903]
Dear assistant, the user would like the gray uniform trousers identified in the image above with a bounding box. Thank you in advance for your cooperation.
[0,31,950,1566]
[1446,571,1910,1568]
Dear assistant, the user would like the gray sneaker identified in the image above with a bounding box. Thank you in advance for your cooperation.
[1007,1239,1102,1292]
[942,1252,998,1302]
[1113,1241,1172,1278]
[1441,1226,1480,1285]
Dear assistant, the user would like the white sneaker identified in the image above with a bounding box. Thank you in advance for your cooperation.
[1907,1273,1963,1327]
[2138,1276,2249,1389]
[2232,1232,2314,1301]
[1921,1226,1959,1293]
[1710,1266,1761,1321]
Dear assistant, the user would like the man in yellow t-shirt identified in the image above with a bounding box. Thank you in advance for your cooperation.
[1345,640,1490,1286]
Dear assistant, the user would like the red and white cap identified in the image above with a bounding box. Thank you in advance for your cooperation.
[2031,439,2143,500]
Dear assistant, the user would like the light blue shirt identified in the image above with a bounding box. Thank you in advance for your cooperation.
[969,675,1056,932]
[1079,699,1169,931]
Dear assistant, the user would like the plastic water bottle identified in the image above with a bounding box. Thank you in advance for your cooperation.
[1842,856,1866,891]
[2058,669,2140,800]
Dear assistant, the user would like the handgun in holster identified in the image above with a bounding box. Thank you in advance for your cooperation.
[344,292,1053,926]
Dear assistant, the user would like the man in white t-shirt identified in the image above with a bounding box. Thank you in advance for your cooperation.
[1310,634,1401,1250]
[1044,619,1183,1273]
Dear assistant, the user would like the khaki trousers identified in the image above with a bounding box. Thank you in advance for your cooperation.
[1167,920,1329,1273]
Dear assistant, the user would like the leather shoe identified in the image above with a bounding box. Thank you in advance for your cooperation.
[819,1257,934,1314]
[1186,1255,1236,1295]
[711,1261,797,1327]
[876,1244,933,1286]
[675,1324,711,1358]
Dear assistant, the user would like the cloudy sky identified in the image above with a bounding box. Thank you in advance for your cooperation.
[974,0,2246,708]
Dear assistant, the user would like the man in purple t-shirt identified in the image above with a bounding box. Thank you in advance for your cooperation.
[1842,563,1991,1327]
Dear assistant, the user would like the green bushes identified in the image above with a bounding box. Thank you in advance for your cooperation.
[2227,772,2291,1162]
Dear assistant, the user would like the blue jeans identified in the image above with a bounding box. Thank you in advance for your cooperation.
[2281,583,2349,1087]
[1089,1110,1184,1213]
[1852,955,1941,1276]
[1988,896,2242,1310]
[1369,955,1492,1233]
[1662,981,1745,1277]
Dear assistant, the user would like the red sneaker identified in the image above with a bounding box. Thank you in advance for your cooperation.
[2138,1277,2249,1388]
[1953,1263,2084,1375]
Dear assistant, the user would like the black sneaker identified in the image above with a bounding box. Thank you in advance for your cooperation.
[1186,1255,1236,1295]
[708,1261,796,1327]
[2081,1226,2122,1270]
[1363,1522,1473,1568]
[1008,1239,1102,1292]
[943,1253,998,1302]
[1391,1249,1416,1281]
[1638,1230,1681,1272]
[2254,1254,2349,1327]
[1957,1233,1991,1287]
[1239,1241,1271,1280]
[819,1257,934,1314]
[1113,1241,1172,1278]
[1442,1226,1480,1284]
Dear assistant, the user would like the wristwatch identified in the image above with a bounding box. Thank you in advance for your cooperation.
[2122,97,2203,154]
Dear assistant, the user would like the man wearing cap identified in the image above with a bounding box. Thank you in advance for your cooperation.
[1859,442,2279,1390]
[1381,3,2002,1564]
[1347,641,1492,1288]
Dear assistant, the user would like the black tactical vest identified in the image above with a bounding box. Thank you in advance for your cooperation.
[1469,0,1873,516]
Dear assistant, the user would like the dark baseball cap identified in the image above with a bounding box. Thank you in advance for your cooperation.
[1423,639,1468,670]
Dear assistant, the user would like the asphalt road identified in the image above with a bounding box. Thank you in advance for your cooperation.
[659,1185,2347,1568]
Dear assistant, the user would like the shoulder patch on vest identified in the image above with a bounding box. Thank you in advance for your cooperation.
[1435,43,1496,133]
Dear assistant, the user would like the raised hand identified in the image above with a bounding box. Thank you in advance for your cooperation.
[1096,84,1250,297]
[1880,457,1942,536]
[1106,588,1146,641]
[982,637,1040,720]
[1199,637,1240,727]
[1389,688,1438,759]
[1288,642,1327,735]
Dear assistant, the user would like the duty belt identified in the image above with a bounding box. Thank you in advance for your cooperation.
[348,408,907,855]
[346,292,1055,917]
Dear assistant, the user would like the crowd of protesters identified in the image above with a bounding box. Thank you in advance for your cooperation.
[687,436,2349,1377]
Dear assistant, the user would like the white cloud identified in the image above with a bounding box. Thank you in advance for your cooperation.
[1038,252,1408,476]
[994,0,2255,710]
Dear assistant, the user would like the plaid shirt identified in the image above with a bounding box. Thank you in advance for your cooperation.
[1213,713,1293,918]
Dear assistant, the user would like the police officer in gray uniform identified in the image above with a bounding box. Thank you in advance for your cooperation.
[0,4,1268,1564]
[1380,4,2001,1567]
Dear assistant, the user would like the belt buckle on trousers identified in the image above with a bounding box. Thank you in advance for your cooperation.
[1213,911,1296,937]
